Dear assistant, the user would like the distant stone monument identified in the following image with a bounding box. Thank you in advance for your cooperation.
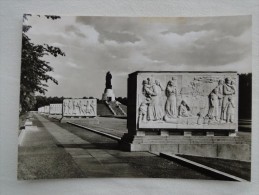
[38,107,45,113]
[49,103,62,115]
[62,99,97,117]
[44,105,50,114]
[121,71,245,156]
[102,71,116,101]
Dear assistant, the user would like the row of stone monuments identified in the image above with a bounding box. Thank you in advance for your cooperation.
[38,99,97,117]
[38,71,248,160]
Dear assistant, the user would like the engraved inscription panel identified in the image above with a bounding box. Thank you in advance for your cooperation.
[63,99,97,117]
[134,72,238,130]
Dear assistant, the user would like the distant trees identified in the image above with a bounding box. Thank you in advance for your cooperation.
[34,96,64,110]
[20,14,65,114]
[115,97,128,105]
[238,73,252,119]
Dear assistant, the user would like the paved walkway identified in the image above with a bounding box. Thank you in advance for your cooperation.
[18,113,217,180]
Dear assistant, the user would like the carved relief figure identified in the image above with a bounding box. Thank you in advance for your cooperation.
[85,100,95,115]
[178,100,192,117]
[224,96,235,123]
[138,101,149,123]
[221,77,236,121]
[145,78,164,121]
[140,78,164,121]
[142,78,153,98]
[164,77,178,120]
[90,100,96,115]
[207,88,219,121]
[215,79,224,115]
[72,100,77,115]
[68,100,73,115]
[63,102,68,114]
[77,100,84,115]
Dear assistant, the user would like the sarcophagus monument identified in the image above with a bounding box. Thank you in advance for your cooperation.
[38,107,45,113]
[44,105,50,114]
[62,99,97,117]
[121,71,241,154]
[49,104,62,115]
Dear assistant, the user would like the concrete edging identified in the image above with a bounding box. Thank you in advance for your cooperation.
[67,122,121,141]
[159,152,247,182]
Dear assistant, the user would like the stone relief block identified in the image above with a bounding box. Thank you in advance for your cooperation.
[49,104,62,115]
[44,105,50,114]
[128,71,238,132]
[62,99,97,117]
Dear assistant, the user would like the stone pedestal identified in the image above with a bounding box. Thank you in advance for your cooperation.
[102,89,115,102]
[121,71,241,156]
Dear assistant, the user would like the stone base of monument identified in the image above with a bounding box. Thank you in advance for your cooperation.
[59,116,99,124]
[48,114,62,120]
[120,131,250,161]
[102,89,115,102]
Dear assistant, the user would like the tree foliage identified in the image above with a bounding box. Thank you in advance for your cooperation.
[115,97,128,105]
[238,73,252,119]
[20,14,65,113]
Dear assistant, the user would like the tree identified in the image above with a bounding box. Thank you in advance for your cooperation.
[238,73,252,119]
[115,97,127,105]
[20,14,65,113]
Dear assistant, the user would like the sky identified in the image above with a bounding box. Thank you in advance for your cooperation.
[24,15,252,98]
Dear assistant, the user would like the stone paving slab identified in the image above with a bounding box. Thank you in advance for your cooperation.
[35,114,90,145]
[18,115,86,180]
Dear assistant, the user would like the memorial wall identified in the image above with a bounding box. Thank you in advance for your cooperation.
[49,104,62,115]
[44,105,50,114]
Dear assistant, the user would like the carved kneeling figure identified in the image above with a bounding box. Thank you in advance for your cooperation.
[178,100,192,118]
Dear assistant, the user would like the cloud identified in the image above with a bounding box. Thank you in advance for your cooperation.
[65,25,87,38]
[66,61,82,69]
[161,16,251,37]
[76,16,143,44]
[75,16,251,70]
[48,72,64,80]
[26,15,251,98]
